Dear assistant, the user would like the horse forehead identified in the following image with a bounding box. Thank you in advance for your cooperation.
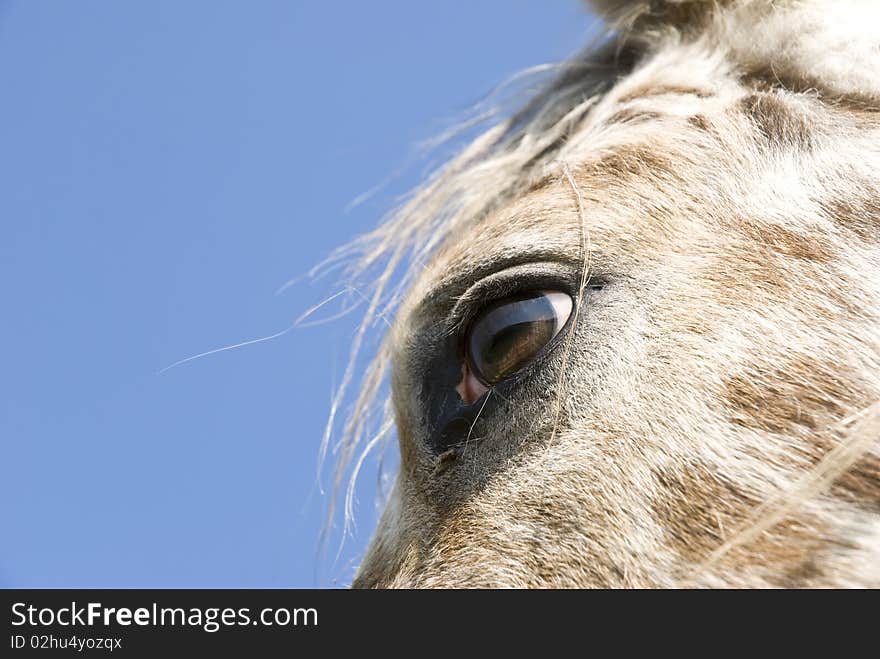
[440,75,756,257]
[403,48,850,312]
[408,145,711,304]
[419,122,733,282]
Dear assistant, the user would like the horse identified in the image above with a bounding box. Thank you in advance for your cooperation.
[330,0,880,587]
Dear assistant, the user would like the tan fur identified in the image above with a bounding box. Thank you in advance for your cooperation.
[337,0,880,588]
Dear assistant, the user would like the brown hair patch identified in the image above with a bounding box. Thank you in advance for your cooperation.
[819,194,880,244]
[605,107,665,126]
[617,83,713,104]
[740,91,814,150]
[734,220,834,263]
[723,357,859,436]
[652,464,825,582]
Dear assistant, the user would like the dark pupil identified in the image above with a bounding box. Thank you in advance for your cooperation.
[467,293,558,385]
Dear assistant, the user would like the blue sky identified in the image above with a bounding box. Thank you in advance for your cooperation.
[1,1,595,587]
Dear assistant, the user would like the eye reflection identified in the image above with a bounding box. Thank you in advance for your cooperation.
[464,290,572,390]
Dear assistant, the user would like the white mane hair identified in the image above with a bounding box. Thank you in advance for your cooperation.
[320,0,880,572]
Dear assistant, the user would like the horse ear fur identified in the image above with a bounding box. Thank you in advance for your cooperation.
[583,0,880,101]
[583,0,723,25]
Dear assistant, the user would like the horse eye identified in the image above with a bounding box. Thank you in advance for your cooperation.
[465,290,573,386]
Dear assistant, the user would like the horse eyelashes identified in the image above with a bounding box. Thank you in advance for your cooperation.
[464,290,573,386]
